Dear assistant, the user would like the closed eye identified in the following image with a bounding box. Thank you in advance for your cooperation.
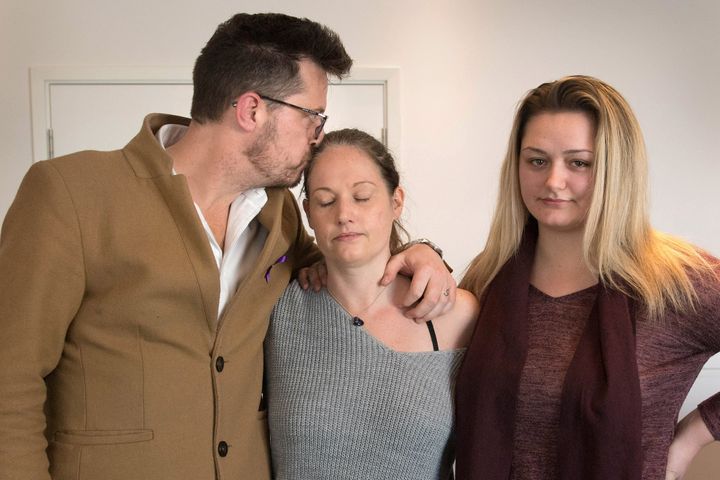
[314,195,335,207]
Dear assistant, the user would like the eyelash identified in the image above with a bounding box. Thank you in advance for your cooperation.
[317,197,370,208]
[527,158,591,169]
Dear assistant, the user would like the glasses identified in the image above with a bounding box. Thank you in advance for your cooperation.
[232,94,328,140]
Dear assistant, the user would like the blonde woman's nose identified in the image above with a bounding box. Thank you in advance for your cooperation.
[545,163,567,190]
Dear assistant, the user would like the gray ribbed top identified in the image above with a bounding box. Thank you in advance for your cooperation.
[265,280,465,480]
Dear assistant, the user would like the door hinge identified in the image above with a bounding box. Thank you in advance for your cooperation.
[47,128,54,159]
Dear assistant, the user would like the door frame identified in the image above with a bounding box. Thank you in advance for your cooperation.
[30,65,400,162]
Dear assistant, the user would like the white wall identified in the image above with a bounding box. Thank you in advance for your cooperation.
[0,0,718,435]
[2,0,718,273]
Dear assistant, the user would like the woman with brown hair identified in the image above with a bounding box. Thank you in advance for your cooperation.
[266,128,478,479]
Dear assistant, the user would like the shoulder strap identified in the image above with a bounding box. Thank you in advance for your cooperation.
[426,321,439,351]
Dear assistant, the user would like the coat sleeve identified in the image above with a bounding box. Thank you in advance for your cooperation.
[0,162,86,480]
[698,393,720,440]
[689,257,720,440]
[283,190,322,273]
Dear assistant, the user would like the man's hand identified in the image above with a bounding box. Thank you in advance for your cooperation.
[297,261,328,292]
[381,243,456,322]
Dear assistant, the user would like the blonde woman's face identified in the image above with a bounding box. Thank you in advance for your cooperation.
[518,111,596,235]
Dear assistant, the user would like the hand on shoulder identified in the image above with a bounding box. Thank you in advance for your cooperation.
[430,289,480,350]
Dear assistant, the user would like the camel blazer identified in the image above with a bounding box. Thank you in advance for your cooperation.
[0,114,320,480]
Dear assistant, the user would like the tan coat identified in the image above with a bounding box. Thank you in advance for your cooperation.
[0,114,320,480]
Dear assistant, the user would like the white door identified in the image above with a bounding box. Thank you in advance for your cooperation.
[31,66,399,230]
[38,75,390,159]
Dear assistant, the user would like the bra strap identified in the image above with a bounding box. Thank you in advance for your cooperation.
[426,320,439,351]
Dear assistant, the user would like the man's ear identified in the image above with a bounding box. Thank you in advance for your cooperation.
[232,92,263,132]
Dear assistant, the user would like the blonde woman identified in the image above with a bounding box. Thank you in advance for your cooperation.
[265,129,478,479]
[455,76,720,480]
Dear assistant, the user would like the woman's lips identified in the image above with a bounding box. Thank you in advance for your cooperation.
[334,232,362,241]
[540,198,571,206]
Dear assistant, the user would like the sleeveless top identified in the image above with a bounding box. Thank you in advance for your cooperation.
[265,280,465,480]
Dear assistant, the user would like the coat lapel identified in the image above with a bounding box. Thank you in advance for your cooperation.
[123,114,294,334]
[123,114,220,333]
[254,188,292,280]
[219,188,292,324]
[153,174,220,332]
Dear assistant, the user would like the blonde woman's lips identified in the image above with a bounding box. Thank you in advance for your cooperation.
[540,198,571,206]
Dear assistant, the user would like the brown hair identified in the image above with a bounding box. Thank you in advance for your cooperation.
[303,128,409,254]
[191,13,352,123]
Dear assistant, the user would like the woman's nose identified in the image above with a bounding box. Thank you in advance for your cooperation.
[545,163,567,190]
[335,198,353,224]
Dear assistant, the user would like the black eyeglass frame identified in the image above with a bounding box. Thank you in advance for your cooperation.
[232,94,328,140]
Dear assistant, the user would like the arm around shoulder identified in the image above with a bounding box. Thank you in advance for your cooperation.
[432,288,480,350]
[384,242,457,321]
[697,392,720,441]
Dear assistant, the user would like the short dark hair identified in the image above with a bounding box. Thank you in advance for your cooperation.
[191,13,352,123]
[303,129,409,254]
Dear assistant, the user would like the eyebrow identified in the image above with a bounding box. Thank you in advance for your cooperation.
[307,102,326,113]
[311,181,377,194]
[521,146,594,155]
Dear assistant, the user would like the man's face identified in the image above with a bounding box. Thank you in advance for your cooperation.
[247,59,329,188]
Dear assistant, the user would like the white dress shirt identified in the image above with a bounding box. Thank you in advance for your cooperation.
[156,124,269,320]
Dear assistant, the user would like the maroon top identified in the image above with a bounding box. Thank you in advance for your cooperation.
[510,271,720,480]
[456,222,644,480]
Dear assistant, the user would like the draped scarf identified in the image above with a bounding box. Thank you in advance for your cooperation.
[455,222,643,479]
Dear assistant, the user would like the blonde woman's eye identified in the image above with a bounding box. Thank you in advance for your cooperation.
[572,160,591,168]
[355,197,370,203]
[529,158,546,167]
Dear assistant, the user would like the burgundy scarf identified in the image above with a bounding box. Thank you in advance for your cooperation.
[455,222,643,479]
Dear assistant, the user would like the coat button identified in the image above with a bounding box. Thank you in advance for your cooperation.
[215,356,225,372]
[352,317,364,326]
[218,441,228,457]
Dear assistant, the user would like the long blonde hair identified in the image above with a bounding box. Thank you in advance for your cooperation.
[461,75,716,320]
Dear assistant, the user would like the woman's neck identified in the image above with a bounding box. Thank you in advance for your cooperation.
[325,253,394,316]
[531,227,598,297]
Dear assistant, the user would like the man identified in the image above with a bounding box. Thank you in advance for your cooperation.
[0,13,455,480]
